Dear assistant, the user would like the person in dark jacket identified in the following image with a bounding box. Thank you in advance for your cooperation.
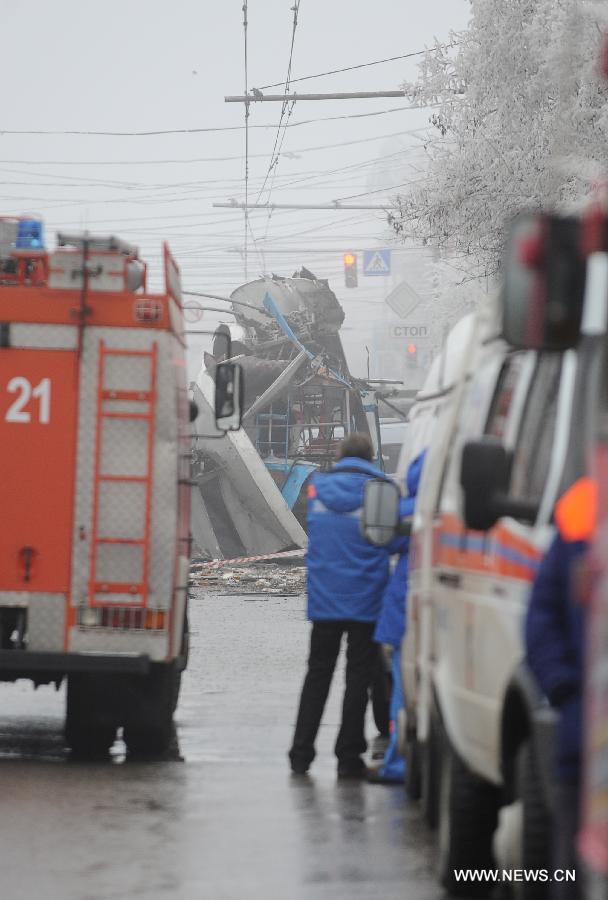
[289,433,407,778]
[525,476,594,898]
[369,450,426,784]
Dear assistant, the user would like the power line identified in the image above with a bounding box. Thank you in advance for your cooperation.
[0,163,397,192]
[0,102,429,138]
[0,127,435,166]
[220,245,424,254]
[256,42,462,90]
[44,203,375,231]
[239,147,426,197]
[255,0,302,205]
[335,180,420,202]
[214,176,424,211]
[253,0,303,271]
[214,200,391,210]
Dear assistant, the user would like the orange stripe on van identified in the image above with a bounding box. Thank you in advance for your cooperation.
[435,513,541,582]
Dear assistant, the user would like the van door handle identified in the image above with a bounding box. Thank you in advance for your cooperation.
[437,572,461,588]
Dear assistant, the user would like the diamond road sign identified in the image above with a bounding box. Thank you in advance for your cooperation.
[384,280,423,319]
[363,248,391,276]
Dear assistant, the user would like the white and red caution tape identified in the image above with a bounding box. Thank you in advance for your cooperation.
[191,548,305,571]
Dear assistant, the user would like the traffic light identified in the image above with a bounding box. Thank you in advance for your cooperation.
[406,343,418,365]
[343,252,358,288]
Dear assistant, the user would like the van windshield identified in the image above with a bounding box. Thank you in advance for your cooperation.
[485,352,526,439]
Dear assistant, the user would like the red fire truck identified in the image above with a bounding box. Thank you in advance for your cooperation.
[0,220,241,756]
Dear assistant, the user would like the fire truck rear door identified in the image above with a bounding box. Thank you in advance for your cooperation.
[0,349,78,592]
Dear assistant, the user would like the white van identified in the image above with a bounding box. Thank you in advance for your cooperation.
[404,217,594,896]
[394,314,476,482]
[361,213,593,897]
[411,343,575,872]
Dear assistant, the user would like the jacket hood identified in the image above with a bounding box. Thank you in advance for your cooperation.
[315,457,385,513]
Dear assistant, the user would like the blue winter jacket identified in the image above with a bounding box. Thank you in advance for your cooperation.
[374,451,426,648]
[306,457,407,622]
[525,533,586,783]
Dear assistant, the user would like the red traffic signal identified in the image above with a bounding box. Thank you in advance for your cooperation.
[406,343,418,365]
[343,252,358,288]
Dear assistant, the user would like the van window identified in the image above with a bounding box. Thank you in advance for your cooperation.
[484,353,525,439]
[509,354,562,502]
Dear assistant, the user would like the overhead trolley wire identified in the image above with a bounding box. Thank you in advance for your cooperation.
[0,103,433,139]
[334,180,422,202]
[255,0,302,206]
[256,41,461,90]
[254,1,303,261]
[0,127,436,167]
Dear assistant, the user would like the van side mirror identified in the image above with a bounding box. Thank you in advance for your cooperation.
[502,213,586,352]
[460,439,538,530]
[189,399,199,423]
[214,362,244,432]
[361,479,400,546]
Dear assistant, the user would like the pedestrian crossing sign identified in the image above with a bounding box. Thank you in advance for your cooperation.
[363,249,391,276]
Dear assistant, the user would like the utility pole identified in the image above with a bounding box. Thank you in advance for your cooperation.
[242,0,249,282]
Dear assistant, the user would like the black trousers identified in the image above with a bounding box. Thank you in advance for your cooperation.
[289,620,377,768]
[370,646,391,736]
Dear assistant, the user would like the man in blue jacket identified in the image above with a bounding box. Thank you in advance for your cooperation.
[288,433,407,778]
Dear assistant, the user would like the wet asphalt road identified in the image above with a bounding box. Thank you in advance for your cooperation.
[0,584,451,900]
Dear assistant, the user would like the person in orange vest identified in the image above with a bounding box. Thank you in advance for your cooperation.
[525,477,596,898]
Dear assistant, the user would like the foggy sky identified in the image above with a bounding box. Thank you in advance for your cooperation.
[2,0,471,375]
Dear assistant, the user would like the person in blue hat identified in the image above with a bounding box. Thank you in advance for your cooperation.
[368,450,426,784]
[288,433,408,779]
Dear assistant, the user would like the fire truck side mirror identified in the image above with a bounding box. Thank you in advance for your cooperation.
[502,213,586,352]
[361,478,400,546]
[461,439,539,530]
[214,362,244,432]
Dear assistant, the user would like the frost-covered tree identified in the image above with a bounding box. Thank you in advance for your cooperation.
[390,0,608,281]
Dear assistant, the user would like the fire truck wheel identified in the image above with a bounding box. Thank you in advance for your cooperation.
[512,740,551,898]
[436,726,499,897]
[123,662,177,757]
[421,701,441,827]
[65,675,117,758]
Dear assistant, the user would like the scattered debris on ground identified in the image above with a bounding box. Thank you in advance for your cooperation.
[190,560,306,596]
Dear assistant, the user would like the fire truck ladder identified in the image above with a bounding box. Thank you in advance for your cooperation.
[88,340,158,608]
